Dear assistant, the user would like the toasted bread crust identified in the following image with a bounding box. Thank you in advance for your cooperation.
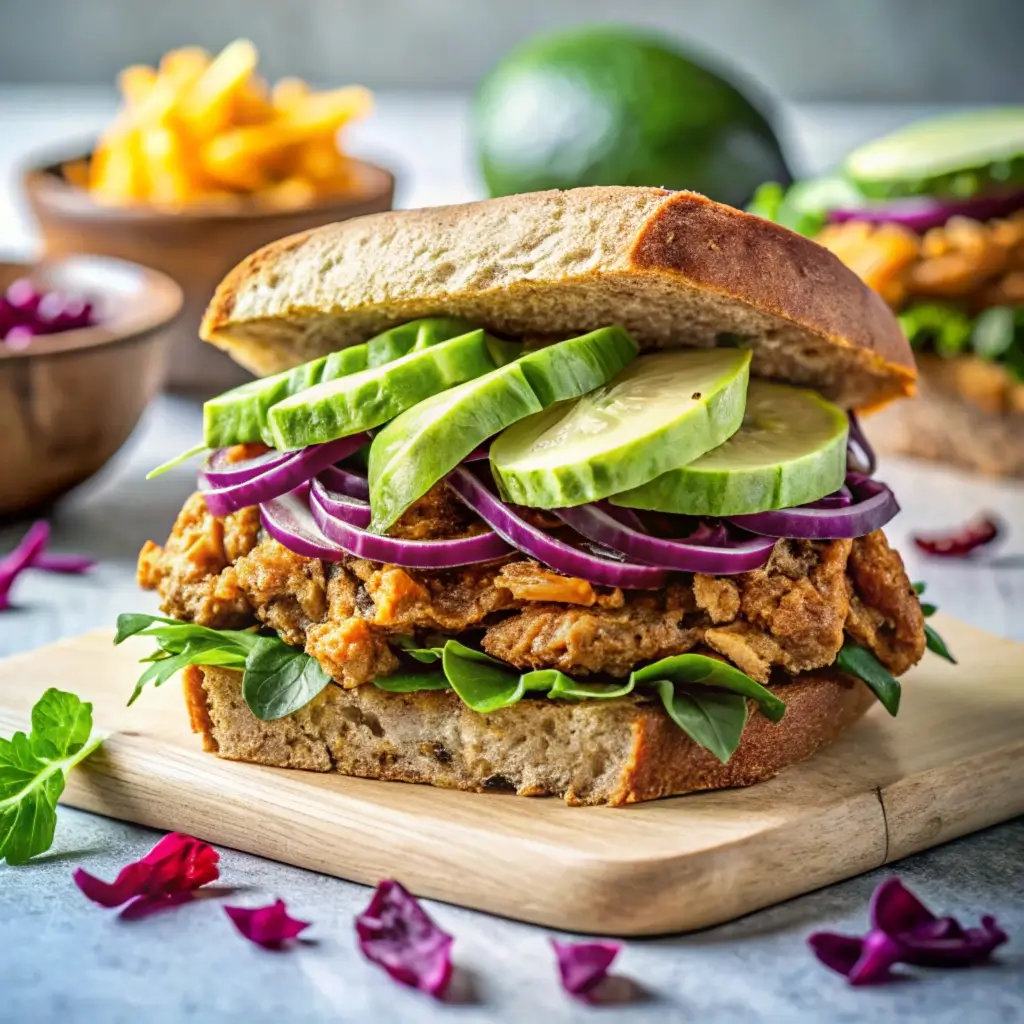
[200,188,914,410]
[183,664,875,806]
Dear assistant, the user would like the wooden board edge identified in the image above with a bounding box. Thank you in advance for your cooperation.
[881,740,1024,862]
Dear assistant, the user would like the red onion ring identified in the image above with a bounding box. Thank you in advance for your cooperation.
[447,467,668,589]
[553,502,775,575]
[828,189,1024,233]
[317,464,370,501]
[846,412,876,476]
[202,434,368,517]
[310,476,372,528]
[203,447,292,488]
[260,490,352,562]
[309,486,513,567]
[728,474,899,539]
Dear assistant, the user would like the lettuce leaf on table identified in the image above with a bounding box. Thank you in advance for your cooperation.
[0,689,103,865]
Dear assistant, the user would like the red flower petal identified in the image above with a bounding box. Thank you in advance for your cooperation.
[551,940,621,1002]
[225,899,310,947]
[355,880,453,998]
[807,932,867,978]
[913,515,1000,558]
[74,832,219,909]
[0,520,50,610]
[901,914,1008,968]
[31,552,95,573]
[810,878,1010,985]
[870,877,936,934]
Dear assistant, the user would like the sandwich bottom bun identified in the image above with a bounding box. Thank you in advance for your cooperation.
[864,354,1024,478]
[184,665,875,806]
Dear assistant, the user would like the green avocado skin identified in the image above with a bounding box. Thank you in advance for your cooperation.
[368,326,638,532]
[267,329,501,450]
[202,317,477,449]
[473,26,790,209]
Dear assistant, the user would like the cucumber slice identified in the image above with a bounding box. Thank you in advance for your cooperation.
[611,381,848,515]
[845,108,1024,199]
[203,317,478,448]
[268,328,502,449]
[490,349,751,508]
[368,326,638,532]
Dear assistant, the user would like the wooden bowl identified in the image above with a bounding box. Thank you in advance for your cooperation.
[0,255,183,517]
[23,153,395,393]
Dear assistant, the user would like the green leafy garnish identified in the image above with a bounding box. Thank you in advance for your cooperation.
[647,683,748,764]
[836,641,901,716]
[910,582,956,663]
[924,624,957,664]
[386,641,783,764]
[898,304,1024,380]
[0,689,103,865]
[116,613,328,720]
[912,581,926,595]
[632,654,786,723]
[899,302,974,357]
[441,641,526,713]
[392,636,445,664]
[746,175,865,237]
[242,635,333,720]
[373,670,451,693]
[115,614,258,705]
[145,443,207,480]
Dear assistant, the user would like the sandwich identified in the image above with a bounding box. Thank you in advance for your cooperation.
[750,108,1024,477]
[124,186,946,807]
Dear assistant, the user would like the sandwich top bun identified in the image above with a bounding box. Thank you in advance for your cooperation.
[200,187,915,410]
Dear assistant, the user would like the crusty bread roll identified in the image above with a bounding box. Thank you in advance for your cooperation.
[865,354,1024,477]
[200,187,915,411]
[185,664,875,806]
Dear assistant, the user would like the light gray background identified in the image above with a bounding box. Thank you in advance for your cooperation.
[2,0,1023,101]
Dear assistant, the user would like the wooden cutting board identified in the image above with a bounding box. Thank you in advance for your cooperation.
[1,613,1021,937]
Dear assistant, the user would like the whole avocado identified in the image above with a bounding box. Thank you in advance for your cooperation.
[473,26,791,207]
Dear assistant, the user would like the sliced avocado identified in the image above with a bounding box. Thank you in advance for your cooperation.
[268,328,505,449]
[845,108,1024,199]
[611,380,848,515]
[202,317,478,448]
[490,349,751,508]
[368,326,638,532]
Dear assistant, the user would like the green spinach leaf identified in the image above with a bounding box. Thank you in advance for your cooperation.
[242,636,333,720]
[836,642,902,716]
[647,682,748,764]
[391,636,445,664]
[373,669,450,693]
[924,624,957,664]
[441,641,525,713]
[0,689,103,865]
[116,613,259,704]
[522,669,635,701]
[633,654,785,722]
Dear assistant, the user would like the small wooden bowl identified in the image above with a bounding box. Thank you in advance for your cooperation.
[0,255,183,517]
[23,153,395,393]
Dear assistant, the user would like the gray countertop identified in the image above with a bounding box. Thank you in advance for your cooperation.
[1,91,1023,1023]
[1,396,1022,1024]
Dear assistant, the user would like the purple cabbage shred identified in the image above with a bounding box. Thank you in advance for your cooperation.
[355,880,454,998]
[551,939,621,1002]
[809,878,1008,985]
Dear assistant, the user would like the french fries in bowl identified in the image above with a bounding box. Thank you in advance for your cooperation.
[23,40,394,389]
